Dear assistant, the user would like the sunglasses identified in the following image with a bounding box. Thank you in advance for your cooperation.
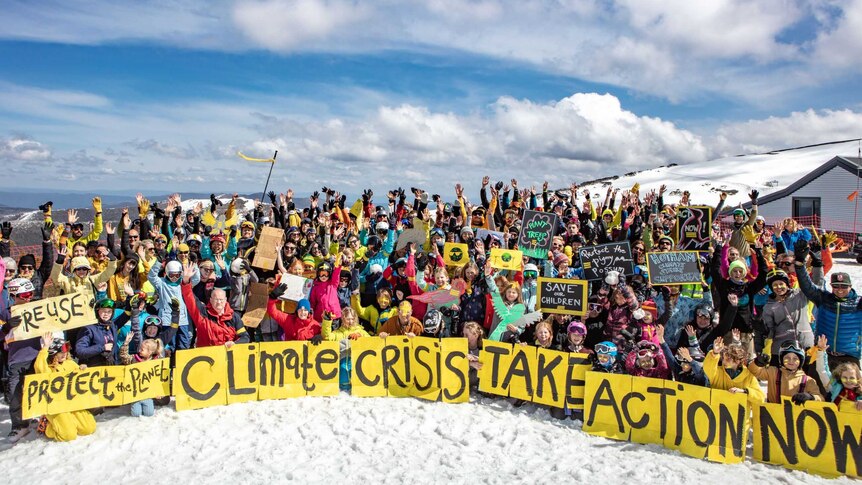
[129,235,140,239]
[778,261,792,267]
[19,265,34,271]
[179,251,189,255]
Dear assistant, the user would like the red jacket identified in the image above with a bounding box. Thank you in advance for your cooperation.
[181,282,249,347]
[267,298,321,341]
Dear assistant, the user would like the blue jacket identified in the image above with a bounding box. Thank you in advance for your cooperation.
[75,322,117,366]
[148,261,191,327]
[798,266,862,358]
[779,228,812,253]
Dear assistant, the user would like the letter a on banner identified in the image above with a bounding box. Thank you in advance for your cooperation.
[174,346,227,411]
[583,372,633,441]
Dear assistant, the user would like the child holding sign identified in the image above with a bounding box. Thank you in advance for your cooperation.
[704,336,764,404]
[34,332,97,442]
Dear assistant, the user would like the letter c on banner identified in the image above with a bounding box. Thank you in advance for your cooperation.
[622,392,648,429]
[181,355,220,401]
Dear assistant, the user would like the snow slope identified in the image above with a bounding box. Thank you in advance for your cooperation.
[3,257,862,484]
[577,140,861,207]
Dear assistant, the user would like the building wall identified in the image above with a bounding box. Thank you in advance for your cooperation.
[757,165,862,232]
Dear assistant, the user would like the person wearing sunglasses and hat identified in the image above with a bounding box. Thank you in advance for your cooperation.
[62,197,104,253]
[762,266,820,364]
[50,242,117,296]
[795,238,862,370]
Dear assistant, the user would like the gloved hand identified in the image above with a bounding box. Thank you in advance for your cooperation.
[241,259,251,273]
[7,315,22,328]
[495,181,504,191]
[749,190,759,205]
[39,200,53,216]
[269,282,288,299]
[740,225,757,244]
[310,334,323,346]
[152,203,165,220]
[822,231,838,249]
[793,239,810,263]
[605,270,620,286]
[139,198,151,218]
[808,229,822,252]
[209,194,221,214]
[397,187,406,204]
[1,221,12,240]
[92,196,102,213]
[792,392,814,405]
[753,353,770,367]
[268,191,277,205]
[349,333,362,340]
[170,297,181,313]
[41,221,54,242]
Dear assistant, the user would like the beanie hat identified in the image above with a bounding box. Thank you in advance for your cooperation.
[297,299,311,312]
[553,252,569,267]
[640,300,657,322]
[728,260,748,277]
[70,256,91,270]
[17,254,36,268]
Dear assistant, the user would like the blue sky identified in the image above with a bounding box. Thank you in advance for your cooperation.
[1,0,861,197]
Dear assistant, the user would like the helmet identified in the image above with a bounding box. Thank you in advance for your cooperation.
[732,208,747,217]
[187,234,203,245]
[143,315,162,334]
[47,338,69,357]
[317,261,333,276]
[694,302,714,320]
[241,220,255,230]
[94,298,115,309]
[230,258,246,275]
[7,278,35,296]
[595,341,618,358]
[779,340,805,365]
[422,309,444,335]
[376,221,390,232]
[567,321,587,335]
[767,269,790,289]
[635,340,659,358]
[430,228,445,239]
[366,235,381,251]
[165,260,183,275]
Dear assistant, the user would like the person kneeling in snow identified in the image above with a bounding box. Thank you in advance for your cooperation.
[34,333,96,442]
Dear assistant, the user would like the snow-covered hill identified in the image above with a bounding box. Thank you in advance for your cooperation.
[577,140,861,207]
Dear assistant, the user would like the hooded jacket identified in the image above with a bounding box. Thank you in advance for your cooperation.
[181,282,249,347]
[266,298,321,341]
[797,265,862,358]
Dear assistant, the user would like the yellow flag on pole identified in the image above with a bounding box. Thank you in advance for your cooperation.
[237,151,275,163]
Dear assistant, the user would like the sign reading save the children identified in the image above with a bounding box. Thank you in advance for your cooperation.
[536,277,588,316]
[518,210,558,259]
[9,291,95,342]
[578,241,634,281]
[646,251,702,285]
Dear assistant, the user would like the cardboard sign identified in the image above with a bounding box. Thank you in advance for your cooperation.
[396,227,427,250]
[646,251,702,285]
[9,291,96,341]
[578,241,634,281]
[536,277,588,316]
[277,273,313,302]
[443,242,469,266]
[241,282,270,329]
[251,226,285,270]
[677,206,712,251]
[489,248,523,271]
[517,210,558,259]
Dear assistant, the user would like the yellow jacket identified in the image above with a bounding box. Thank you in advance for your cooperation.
[50,259,116,295]
[65,213,103,252]
[351,294,397,334]
[321,318,371,341]
[703,351,765,404]
[34,346,79,375]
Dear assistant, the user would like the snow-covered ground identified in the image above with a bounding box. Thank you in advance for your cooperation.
[2,257,860,483]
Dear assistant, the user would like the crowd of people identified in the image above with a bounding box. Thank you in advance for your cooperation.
[0,180,859,443]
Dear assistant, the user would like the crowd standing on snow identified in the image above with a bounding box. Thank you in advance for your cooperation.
[1,179,860,443]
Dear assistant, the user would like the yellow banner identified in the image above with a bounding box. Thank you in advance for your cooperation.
[22,358,169,419]
[489,248,523,271]
[237,151,275,163]
[583,372,749,464]
[9,291,96,342]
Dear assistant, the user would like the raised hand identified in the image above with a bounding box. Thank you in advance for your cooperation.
[105,222,115,235]
[0,221,12,240]
[482,175,490,187]
[712,336,724,355]
[67,209,78,225]
[684,325,696,337]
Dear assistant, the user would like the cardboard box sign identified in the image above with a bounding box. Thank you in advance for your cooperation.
[9,291,96,342]
[241,282,271,329]
[395,227,427,250]
[252,226,285,270]
[536,277,588,316]
[578,241,634,281]
[646,251,702,285]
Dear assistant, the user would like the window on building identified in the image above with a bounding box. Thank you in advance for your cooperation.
[792,197,821,219]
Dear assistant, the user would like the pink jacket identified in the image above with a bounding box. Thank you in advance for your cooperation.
[310,265,343,322]
[625,347,670,379]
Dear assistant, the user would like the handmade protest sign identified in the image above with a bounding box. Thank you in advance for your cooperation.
[489,248,523,271]
[396,227,427,250]
[518,210,558,259]
[241,282,270,328]
[22,358,170,419]
[251,226,285,270]
[276,272,313,302]
[443,242,469,267]
[646,251,702,285]
[582,372,749,464]
[536,277,588,316]
[578,241,634,281]
[9,291,95,341]
[752,400,862,478]
[676,206,712,251]
[478,340,591,410]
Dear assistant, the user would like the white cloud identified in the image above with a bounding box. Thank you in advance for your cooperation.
[0,135,52,162]
[811,0,862,68]
[232,0,368,50]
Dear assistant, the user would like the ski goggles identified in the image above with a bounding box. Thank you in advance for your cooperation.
[144,316,162,326]
[524,271,538,279]
[637,348,656,358]
[16,291,34,301]
[595,343,615,354]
